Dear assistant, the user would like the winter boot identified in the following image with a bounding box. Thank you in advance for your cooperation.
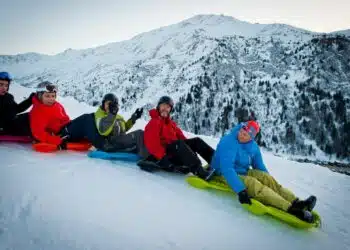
[193,166,216,181]
[287,207,314,223]
[291,195,317,211]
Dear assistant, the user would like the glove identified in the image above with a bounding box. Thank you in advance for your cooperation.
[131,108,143,122]
[238,190,252,205]
[109,101,119,115]
[157,155,173,169]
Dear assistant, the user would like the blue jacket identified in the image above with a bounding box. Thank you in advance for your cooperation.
[210,123,268,193]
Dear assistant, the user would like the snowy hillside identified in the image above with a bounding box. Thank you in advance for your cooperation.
[0,14,349,162]
[1,84,350,250]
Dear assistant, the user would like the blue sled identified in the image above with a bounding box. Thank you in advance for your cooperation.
[87,150,141,162]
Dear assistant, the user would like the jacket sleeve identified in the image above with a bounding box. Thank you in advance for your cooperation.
[98,113,117,136]
[125,118,135,132]
[30,115,62,145]
[174,123,187,140]
[218,137,246,194]
[144,119,166,160]
[252,146,268,173]
[16,96,33,114]
[59,105,70,127]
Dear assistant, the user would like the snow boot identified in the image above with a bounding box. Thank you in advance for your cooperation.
[291,195,317,211]
[287,207,314,223]
[194,166,216,181]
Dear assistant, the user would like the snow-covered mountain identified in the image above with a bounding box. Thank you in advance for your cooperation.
[1,84,350,250]
[1,14,349,162]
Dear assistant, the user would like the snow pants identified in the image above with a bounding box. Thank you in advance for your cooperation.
[63,113,148,158]
[102,129,149,158]
[166,137,215,173]
[0,113,32,136]
[240,169,297,211]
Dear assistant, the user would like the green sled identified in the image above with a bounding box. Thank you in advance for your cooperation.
[186,175,321,229]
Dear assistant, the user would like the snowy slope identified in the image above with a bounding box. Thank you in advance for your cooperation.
[1,14,349,161]
[1,84,350,250]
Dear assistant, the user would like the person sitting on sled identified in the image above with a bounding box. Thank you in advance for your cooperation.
[0,72,34,136]
[141,95,214,178]
[61,93,148,158]
[29,84,71,149]
[210,121,317,222]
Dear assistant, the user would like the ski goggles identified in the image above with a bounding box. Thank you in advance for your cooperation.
[242,122,258,139]
[36,84,57,93]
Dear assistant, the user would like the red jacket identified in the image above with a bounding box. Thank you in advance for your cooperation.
[29,96,70,145]
[144,109,186,160]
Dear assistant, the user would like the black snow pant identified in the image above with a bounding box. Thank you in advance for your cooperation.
[62,113,106,149]
[166,137,214,174]
[62,113,149,158]
[0,113,32,136]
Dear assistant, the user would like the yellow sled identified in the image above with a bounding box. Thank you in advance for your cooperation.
[186,175,321,229]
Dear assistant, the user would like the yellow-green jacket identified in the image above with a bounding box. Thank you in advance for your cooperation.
[94,107,134,137]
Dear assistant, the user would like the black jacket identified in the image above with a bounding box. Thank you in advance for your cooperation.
[0,93,32,132]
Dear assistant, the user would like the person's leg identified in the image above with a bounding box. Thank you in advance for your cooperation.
[183,137,215,164]
[247,169,297,203]
[240,175,292,211]
[102,130,146,156]
[9,113,31,136]
[166,140,212,178]
[63,113,105,149]
[129,130,149,158]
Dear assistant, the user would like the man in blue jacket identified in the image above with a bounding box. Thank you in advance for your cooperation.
[210,121,317,222]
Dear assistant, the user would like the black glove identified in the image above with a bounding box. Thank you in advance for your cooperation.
[157,155,173,169]
[109,101,119,115]
[131,108,143,122]
[238,190,252,205]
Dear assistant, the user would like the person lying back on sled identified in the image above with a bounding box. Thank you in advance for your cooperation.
[92,93,148,157]
[141,95,215,177]
[58,93,147,157]
[29,84,71,149]
[210,121,317,222]
[0,72,34,136]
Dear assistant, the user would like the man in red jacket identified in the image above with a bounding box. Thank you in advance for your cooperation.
[29,84,70,148]
[142,96,214,179]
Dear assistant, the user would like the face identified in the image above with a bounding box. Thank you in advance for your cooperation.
[158,103,172,118]
[238,128,252,143]
[104,101,111,113]
[0,79,9,95]
[41,92,56,106]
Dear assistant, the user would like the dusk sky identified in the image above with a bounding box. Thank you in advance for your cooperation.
[1,0,349,55]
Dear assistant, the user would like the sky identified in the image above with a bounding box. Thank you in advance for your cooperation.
[1,0,349,55]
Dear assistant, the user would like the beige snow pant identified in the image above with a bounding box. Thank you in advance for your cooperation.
[240,169,297,211]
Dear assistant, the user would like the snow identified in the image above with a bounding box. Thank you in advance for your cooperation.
[1,84,350,250]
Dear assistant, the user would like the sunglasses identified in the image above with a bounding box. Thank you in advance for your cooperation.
[242,123,257,139]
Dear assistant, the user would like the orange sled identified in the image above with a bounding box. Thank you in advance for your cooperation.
[33,141,92,153]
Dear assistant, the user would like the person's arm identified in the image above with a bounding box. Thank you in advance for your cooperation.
[16,94,34,114]
[174,122,187,140]
[124,118,135,132]
[144,119,166,160]
[31,115,62,145]
[97,113,118,136]
[252,146,268,173]
[218,137,246,194]
[58,104,70,127]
